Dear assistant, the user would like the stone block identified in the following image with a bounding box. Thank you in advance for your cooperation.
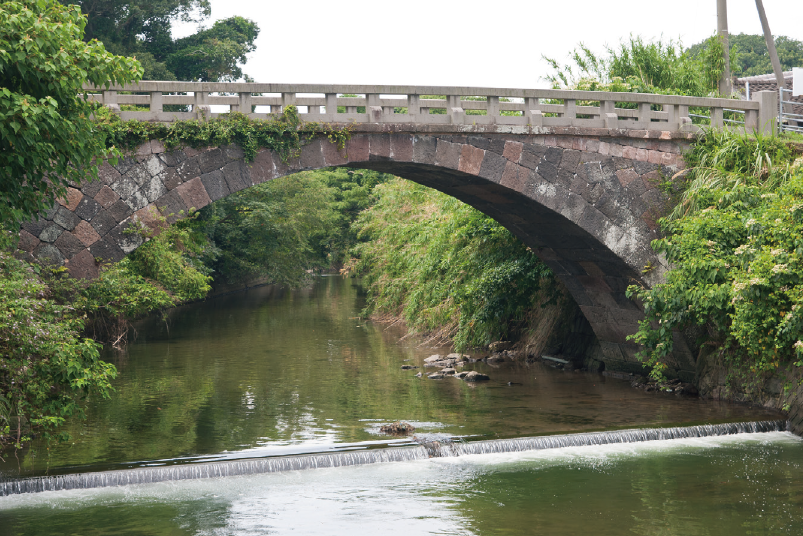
[135,142,152,157]
[223,144,244,161]
[557,137,574,149]
[33,243,64,265]
[346,136,369,162]
[75,196,102,221]
[412,135,437,164]
[135,205,168,235]
[176,177,212,211]
[616,168,639,188]
[124,189,149,211]
[500,162,525,192]
[502,141,523,162]
[18,229,40,252]
[200,170,229,201]
[647,150,663,165]
[54,231,85,259]
[53,207,79,231]
[434,140,461,169]
[488,138,506,155]
[21,218,47,238]
[369,135,391,160]
[142,176,168,202]
[536,160,558,182]
[80,178,104,198]
[467,136,491,150]
[72,220,102,247]
[57,187,83,211]
[124,164,152,187]
[641,170,663,189]
[149,139,165,154]
[97,161,121,184]
[544,146,563,165]
[175,157,201,182]
[300,139,325,169]
[111,175,139,199]
[155,189,188,223]
[108,199,134,223]
[162,168,182,191]
[90,209,117,236]
[321,140,348,167]
[458,145,484,175]
[159,149,186,167]
[94,185,120,209]
[390,134,413,162]
[222,160,251,193]
[142,154,166,177]
[108,220,145,254]
[251,150,277,184]
[199,148,225,174]
[520,144,546,169]
[113,156,137,175]
[560,150,582,173]
[90,237,125,263]
[65,248,98,279]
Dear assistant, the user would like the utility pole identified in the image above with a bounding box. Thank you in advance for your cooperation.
[717,0,732,95]
[755,0,787,97]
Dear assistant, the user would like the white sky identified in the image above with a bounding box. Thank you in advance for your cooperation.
[173,0,802,88]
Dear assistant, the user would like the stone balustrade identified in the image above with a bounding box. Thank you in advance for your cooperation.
[85,82,778,135]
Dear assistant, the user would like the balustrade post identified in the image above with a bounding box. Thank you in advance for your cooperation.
[564,99,577,120]
[754,91,777,135]
[604,113,619,129]
[447,95,464,124]
[102,90,120,114]
[710,107,724,128]
[527,109,544,127]
[325,93,338,115]
[745,109,759,132]
[599,100,615,119]
[150,92,163,113]
[638,102,651,124]
[281,93,297,114]
[194,91,210,120]
[664,103,677,127]
[235,92,252,114]
[487,96,499,121]
[407,94,420,117]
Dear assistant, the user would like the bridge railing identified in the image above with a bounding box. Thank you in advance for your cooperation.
[84,82,776,134]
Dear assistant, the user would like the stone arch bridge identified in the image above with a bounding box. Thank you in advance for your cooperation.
[17,83,779,378]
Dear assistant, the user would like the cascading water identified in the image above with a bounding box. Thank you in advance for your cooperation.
[0,420,787,497]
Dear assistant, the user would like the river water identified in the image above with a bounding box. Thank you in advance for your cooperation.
[1,277,801,534]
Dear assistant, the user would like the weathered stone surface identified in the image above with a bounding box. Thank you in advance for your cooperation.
[142,154,166,177]
[33,243,64,265]
[200,170,229,201]
[434,140,460,169]
[463,371,490,382]
[124,189,150,211]
[57,188,84,211]
[176,177,212,211]
[53,206,80,230]
[478,151,507,183]
[108,220,145,254]
[112,156,137,175]
[158,149,186,167]
[199,148,225,174]
[97,161,121,184]
[109,199,134,222]
[65,249,98,279]
[80,179,104,198]
[94,185,120,208]
[21,218,47,238]
[142,176,167,202]
[72,220,102,247]
[90,209,117,235]
[18,229,40,252]
[458,145,484,175]
[39,222,64,243]
[54,231,85,259]
[221,160,251,193]
[250,150,276,184]
[90,237,125,263]
[154,189,188,223]
[75,196,102,221]
[124,164,151,187]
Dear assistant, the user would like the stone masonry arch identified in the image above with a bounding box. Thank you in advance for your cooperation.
[18,130,696,376]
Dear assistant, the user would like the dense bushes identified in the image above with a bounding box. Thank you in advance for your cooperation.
[628,130,803,385]
[347,179,555,350]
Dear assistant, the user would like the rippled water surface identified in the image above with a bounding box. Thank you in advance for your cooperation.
[0,277,797,534]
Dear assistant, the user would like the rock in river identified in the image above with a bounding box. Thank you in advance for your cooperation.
[463,371,490,382]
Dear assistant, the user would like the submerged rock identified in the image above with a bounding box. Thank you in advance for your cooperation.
[454,371,470,379]
[415,372,423,377]
[379,421,416,435]
[440,368,456,375]
[401,365,418,370]
[424,355,442,363]
[463,371,490,382]
[428,373,445,380]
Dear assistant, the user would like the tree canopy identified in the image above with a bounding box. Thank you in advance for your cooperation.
[688,34,803,78]
[0,0,142,226]
[63,0,259,81]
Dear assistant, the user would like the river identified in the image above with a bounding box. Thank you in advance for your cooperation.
[0,277,801,534]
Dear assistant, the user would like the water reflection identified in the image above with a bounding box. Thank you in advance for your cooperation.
[8,277,781,478]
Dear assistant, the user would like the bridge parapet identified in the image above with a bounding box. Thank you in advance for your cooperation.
[85,82,776,135]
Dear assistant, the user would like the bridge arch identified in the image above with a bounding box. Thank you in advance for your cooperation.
[19,130,697,375]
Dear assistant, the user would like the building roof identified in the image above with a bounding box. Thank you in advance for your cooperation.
[737,71,793,83]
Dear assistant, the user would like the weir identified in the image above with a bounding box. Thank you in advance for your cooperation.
[0,420,787,497]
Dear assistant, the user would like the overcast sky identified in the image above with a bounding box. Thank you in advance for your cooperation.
[174,0,802,88]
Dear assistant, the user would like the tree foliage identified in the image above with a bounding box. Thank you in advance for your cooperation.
[64,0,258,81]
[0,0,142,226]
[627,130,803,384]
[348,179,555,350]
[688,34,803,78]
[544,35,731,96]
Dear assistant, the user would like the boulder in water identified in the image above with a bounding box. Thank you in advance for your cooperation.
[428,373,445,380]
[440,368,456,375]
[424,354,442,363]
[401,365,418,370]
[379,421,416,435]
[463,371,490,382]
